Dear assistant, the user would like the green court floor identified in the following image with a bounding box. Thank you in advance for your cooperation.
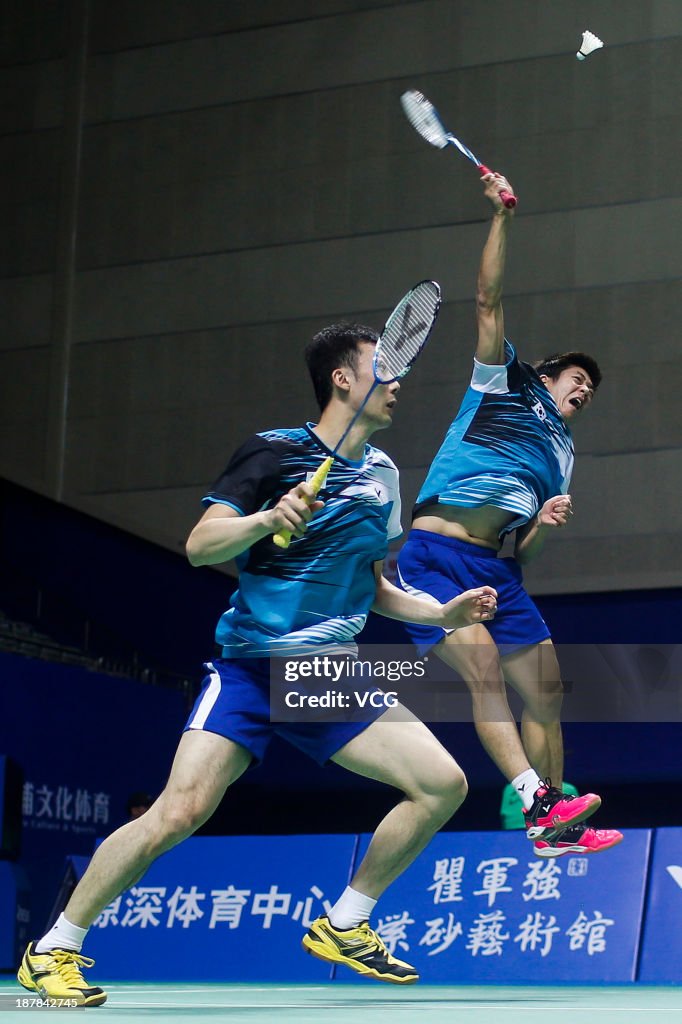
[2,981,681,1022]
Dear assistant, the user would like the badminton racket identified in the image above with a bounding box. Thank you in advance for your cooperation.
[273,279,442,548]
[400,90,517,208]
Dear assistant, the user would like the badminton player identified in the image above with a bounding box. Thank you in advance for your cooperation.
[18,323,497,1003]
[396,171,623,858]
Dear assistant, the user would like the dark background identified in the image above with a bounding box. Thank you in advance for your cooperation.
[1,1,681,596]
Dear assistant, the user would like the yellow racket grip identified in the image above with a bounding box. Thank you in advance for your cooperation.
[272,456,333,549]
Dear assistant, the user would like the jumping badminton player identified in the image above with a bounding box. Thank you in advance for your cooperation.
[18,322,497,1004]
[396,172,623,858]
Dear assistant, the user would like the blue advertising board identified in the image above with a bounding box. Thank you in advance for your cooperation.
[86,834,358,981]
[0,652,187,933]
[637,827,682,983]
[0,862,30,969]
[84,830,651,984]
[341,830,651,985]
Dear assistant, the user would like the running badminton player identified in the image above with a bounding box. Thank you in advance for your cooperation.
[396,171,623,858]
[18,321,497,1004]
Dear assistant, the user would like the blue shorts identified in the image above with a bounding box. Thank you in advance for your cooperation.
[396,529,550,655]
[184,658,384,766]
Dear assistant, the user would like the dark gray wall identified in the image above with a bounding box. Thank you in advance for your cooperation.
[1,1,681,592]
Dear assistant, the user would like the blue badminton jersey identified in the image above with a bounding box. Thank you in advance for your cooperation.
[415,341,574,534]
[202,424,402,656]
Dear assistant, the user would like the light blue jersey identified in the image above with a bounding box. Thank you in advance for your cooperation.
[415,341,574,534]
[203,425,402,657]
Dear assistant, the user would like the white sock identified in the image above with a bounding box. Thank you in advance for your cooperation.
[328,886,377,930]
[35,913,88,954]
[512,769,543,811]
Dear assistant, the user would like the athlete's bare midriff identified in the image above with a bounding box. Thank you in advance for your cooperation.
[412,503,517,551]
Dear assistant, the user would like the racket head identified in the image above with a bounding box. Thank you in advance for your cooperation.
[373,280,442,383]
[400,90,450,149]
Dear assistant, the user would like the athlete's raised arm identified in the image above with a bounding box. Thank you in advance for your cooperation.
[476,172,516,366]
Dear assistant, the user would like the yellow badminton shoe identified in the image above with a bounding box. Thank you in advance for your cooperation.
[17,942,107,1007]
[302,915,419,984]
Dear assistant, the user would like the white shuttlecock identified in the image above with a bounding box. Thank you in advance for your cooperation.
[576,30,604,60]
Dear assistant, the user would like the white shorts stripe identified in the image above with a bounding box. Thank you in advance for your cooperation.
[396,567,453,636]
[187,662,221,730]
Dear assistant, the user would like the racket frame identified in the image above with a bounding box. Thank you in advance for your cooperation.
[273,280,441,548]
[400,90,517,209]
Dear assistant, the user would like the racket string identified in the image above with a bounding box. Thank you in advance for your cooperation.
[400,91,449,149]
[375,282,440,381]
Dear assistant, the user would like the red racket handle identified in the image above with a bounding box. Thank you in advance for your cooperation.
[478,164,517,209]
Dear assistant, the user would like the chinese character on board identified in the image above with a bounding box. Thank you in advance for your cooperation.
[522,860,562,902]
[209,886,251,929]
[428,857,465,904]
[419,913,463,956]
[466,910,510,956]
[120,887,167,928]
[474,858,518,907]
[514,912,560,956]
[291,885,333,928]
[566,910,615,954]
[376,912,415,954]
[251,885,291,929]
[166,885,206,928]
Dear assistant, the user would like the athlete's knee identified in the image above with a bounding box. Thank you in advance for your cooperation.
[419,758,468,825]
[440,762,468,821]
[465,664,506,696]
[146,792,209,850]
[439,638,503,695]
[525,677,564,721]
